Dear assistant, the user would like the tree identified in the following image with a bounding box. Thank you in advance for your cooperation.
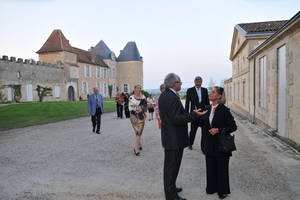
[108,85,113,99]
[142,90,150,99]
[7,84,22,102]
[0,90,6,103]
[36,85,52,102]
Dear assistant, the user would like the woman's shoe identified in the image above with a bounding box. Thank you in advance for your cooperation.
[134,148,140,156]
[218,194,228,199]
[139,146,143,151]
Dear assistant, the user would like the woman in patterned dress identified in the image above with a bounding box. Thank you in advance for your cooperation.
[129,85,147,156]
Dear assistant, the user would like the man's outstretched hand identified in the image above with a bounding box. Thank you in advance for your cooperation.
[193,109,207,116]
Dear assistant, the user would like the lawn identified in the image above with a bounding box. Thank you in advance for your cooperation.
[0,101,116,131]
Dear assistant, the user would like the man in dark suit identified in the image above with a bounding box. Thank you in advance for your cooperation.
[159,73,206,200]
[185,76,209,150]
[87,87,104,134]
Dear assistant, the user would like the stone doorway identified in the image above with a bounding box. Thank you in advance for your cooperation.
[68,86,75,101]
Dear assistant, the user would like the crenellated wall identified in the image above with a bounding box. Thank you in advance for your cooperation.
[0,55,66,102]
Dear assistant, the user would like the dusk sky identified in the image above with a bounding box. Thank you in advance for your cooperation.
[0,0,299,89]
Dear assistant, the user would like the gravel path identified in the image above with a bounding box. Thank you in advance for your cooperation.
[0,112,300,200]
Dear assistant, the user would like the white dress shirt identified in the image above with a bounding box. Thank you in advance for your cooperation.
[209,104,219,125]
[195,86,202,104]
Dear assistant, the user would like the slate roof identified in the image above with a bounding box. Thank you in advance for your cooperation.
[92,40,112,60]
[37,29,108,67]
[117,42,143,62]
[237,20,287,34]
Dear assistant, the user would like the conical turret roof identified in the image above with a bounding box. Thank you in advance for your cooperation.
[92,40,113,60]
[117,41,143,62]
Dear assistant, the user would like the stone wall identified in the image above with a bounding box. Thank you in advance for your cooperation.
[0,56,65,102]
[117,61,143,93]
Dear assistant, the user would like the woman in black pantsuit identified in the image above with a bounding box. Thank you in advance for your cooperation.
[195,86,237,199]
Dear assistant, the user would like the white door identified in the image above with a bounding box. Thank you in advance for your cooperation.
[277,45,286,137]
[27,84,33,101]
[7,88,13,101]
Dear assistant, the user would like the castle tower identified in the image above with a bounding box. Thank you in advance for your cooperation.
[117,41,143,93]
[36,29,77,64]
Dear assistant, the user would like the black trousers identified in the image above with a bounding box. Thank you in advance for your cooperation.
[205,156,230,195]
[116,103,123,118]
[189,121,199,146]
[91,108,102,131]
[164,148,184,200]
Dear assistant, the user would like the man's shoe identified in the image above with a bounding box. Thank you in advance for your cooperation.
[174,195,186,200]
[176,187,183,193]
[188,145,193,150]
[96,131,100,134]
[218,194,228,199]
[92,127,95,132]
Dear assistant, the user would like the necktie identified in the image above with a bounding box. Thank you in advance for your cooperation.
[96,95,99,108]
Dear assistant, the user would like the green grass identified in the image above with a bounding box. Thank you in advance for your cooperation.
[0,101,116,131]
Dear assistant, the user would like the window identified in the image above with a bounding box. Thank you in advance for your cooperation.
[89,66,92,77]
[233,83,236,100]
[103,83,107,96]
[237,82,240,101]
[112,68,116,78]
[259,56,267,108]
[82,81,89,94]
[113,83,116,94]
[84,65,92,77]
[96,82,100,89]
[54,86,60,98]
[101,68,104,79]
[104,69,107,79]
[96,67,100,78]
[16,71,21,79]
[123,84,129,93]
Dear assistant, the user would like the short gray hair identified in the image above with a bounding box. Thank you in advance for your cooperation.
[164,73,180,88]
[195,76,202,81]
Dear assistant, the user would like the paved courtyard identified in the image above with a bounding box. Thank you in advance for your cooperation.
[0,112,300,200]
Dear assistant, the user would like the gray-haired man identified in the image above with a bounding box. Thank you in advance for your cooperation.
[159,73,206,200]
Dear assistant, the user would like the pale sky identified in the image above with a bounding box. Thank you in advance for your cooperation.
[0,0,299,89]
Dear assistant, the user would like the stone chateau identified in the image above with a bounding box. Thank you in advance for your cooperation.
[224,11,300,147]
[0,29,143,102]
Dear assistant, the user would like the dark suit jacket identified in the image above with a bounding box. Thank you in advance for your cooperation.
[198,104,237,157]
[159,88,197,150]
[185,86,209,112]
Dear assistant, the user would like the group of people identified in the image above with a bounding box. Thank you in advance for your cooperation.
[159,73,237,200]
[114,92,130,119]
[86,73,237,200]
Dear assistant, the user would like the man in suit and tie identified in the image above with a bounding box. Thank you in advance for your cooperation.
[185,76,209,150]
[87,87,104,134]
[159,73,206,200]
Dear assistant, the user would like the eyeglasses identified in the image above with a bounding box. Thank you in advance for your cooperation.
[175,81,182,84]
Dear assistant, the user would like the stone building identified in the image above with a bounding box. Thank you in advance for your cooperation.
[0,29,143,102]
[0,56,65,102]
[224,11,300,147]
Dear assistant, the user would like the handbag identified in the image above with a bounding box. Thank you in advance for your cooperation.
[217,128,236,153]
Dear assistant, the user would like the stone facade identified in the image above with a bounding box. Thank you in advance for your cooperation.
[0,56,65,102]
[225,12,300,146]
